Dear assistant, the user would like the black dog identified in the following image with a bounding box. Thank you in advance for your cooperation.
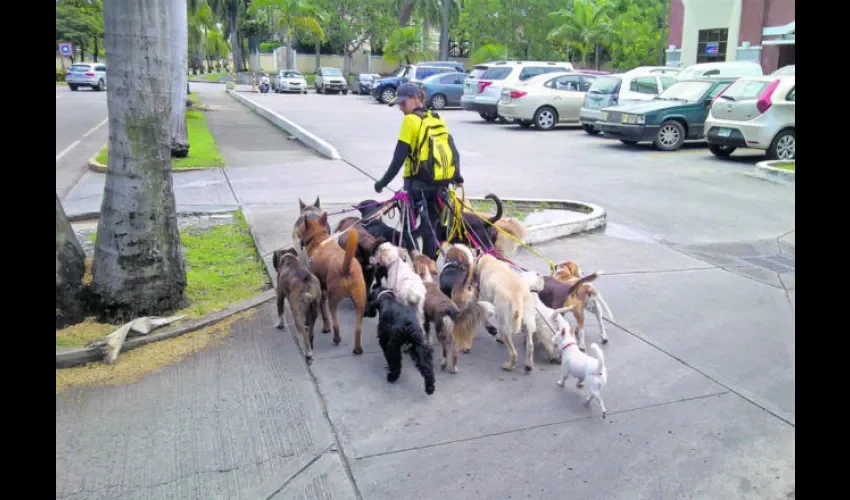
[364,285,436,395]
[356,199,418,254]
[437,193,504,250]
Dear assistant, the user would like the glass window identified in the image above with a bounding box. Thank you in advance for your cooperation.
[547,74,582,91]
[658,81,712,102]
[720,79,770,101]
[786,87,795,101]
[708,82,731,99]
[323,67,342,76]
[579,75,596,92]
[588,76,622,94]
[629,76,659,94]
[439,74,457,84]
[660,76,678,90]
[696,28,728,63]
[481,66,512,80]
[519,66,548,81]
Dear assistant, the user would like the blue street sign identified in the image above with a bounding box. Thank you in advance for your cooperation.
[58,42,73,56]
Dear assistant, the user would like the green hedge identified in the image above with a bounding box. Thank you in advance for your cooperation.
[56,69,66,82]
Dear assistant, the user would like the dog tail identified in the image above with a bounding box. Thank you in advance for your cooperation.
[566,271,602,298]
[511,309,522,335]
[589,343,606,376]
[408,333,436,395]
[593,292,614,321]
[484,193,503,225]
[342,229,358,276]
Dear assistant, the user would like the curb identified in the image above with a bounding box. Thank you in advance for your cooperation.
[226,90,342,160]
[67,207,239,223]
[752,160,795,185]
[471,197,607,245]
[87,150,209,174]
[56,289,275,368]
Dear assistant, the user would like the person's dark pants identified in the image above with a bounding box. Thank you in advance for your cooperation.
[404,179,445,260]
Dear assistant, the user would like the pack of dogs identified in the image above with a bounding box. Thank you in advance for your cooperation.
[275,195,614,418]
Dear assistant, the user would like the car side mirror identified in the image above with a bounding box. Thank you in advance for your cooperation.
[704,98,713,107]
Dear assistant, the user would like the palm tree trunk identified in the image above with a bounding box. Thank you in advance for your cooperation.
[594,44,600,70]
[314,39,321,73]
[229,5,243,71]
[93,37,99,62]
[439,0,450,60]
[171,0,189,158]
[56,194,86,328]
[284,26,292,70]
[95,0,187,321]
[423,18,430,54]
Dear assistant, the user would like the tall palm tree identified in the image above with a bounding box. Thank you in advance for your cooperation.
[94,0,187,320]
[251,0,324,70]
[56,194,86,328]
[548,0,611,69]
[171,0,190,158]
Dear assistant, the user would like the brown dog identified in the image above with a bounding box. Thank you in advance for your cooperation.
[537,269,603,352]
[300,213,367,355]
[552,260,613,346]
[272,247,322,365]
[294,197,330,264]
[336,216,388,291]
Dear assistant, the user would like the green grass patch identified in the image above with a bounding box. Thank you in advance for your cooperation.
[95,94,223,170]
[469,199,538,222]
[773,161,795,171]
[56,81,68,86]
[56,211,271,348]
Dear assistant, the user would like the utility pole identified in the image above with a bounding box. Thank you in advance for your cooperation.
[659,0,668,65]
[441,0,450,60]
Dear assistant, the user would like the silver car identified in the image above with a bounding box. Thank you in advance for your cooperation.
[580,72,678,134]
[65,62,107,91]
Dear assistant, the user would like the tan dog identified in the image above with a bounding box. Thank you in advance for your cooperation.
[300,213,367,355]
[552,260,614,346]
[272,247,322,365]
[474,253,540,372]
[412,253,496,371]
[494,218,528,257]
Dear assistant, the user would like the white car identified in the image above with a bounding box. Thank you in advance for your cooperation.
[65,62,107,92]
[315,67,348,95]
[462,60,575,122]
[498,71,598,130]
[771,65,795,76]
[274,70,308,93]
[676,61,763,80]
[705,75,795,160]
[579,71,678,134]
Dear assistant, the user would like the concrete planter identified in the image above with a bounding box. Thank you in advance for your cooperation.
[753,160,795,185]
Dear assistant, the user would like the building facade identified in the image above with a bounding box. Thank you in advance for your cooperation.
[666,0,795,73]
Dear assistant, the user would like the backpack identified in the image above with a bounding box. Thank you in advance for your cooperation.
[409,110,456,184]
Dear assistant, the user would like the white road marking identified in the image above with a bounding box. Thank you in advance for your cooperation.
[55,118,108,162]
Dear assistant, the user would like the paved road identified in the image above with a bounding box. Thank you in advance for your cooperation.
[56,85,109,198]
[57,84,795,499]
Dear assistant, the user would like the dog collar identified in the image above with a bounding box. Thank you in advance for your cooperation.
[443,261,466,270]
[561,342,576,351]
[376,290,394,301]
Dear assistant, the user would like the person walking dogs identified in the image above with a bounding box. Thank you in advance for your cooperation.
[374,82,464,260]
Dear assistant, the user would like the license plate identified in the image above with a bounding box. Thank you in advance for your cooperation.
[717,128,731,137]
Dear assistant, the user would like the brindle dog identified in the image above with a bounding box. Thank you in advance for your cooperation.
[335,217,388,292]
[293,197,331,264]
[273,248,323,365]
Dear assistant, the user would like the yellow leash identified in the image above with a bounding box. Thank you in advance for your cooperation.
[449,190,557,272]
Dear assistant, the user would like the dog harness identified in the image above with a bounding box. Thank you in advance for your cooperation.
[376,289,395,301]
[561,342,577,351]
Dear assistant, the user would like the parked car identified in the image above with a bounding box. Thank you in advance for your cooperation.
[629,65,681,76]
[461,60,575,122]
[371,64,456,103]
[65,62,107,91]
[497,71,597,130]
[675,61,763,80]
[350,73,382,94]
[315,67,348,94]
[414,71,466,109]
[273,70,308,94]
[580,71,679,134]
[771,64,795,76]
[705,75,795,160]
[596,77,737,151]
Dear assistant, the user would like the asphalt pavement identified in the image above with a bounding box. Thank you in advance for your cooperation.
[56,82,795,499]
[56,85,108,198]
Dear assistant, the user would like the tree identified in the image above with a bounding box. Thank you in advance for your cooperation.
[56,195,86,328]
[384,26,426,64]
[606,0,666,70]
[548,0,611,69]
[322,0,396,77]
[171,0,190,158]
[469,43,506,65]
[93,0,187,321]
[250,0,325,70]
[56,0,103,62]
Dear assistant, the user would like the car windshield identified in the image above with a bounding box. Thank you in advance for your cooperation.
[657,81,712,101]
[588,76,622,94]
[70,64,92,72]
[390,66,406,77]
[282,71,301,78]
[772,65,794,76]
[718,79,770,101]
[676,66,706,80]
[323,68,342,76]
[468,67,487,79]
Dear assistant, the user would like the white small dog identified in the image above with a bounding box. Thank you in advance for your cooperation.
[552,327,609,418]
[372,242,427,328]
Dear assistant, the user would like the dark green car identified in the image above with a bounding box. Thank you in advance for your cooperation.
[597,78,737,151]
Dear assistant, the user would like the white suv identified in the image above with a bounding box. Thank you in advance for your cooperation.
[579,71,678,134]
[461,61,574,122]
[315,67,348,95]
[705,75,795,160]
[65,62,107,91]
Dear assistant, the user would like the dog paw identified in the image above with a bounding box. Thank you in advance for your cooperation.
[495,337,505,345]
[524,365,533,374]
[576,382,585,389]
[556,379,564,387]
[322,327,331,334]
[441,362,447,371]
[305,355,313,365]
[462,348,471,354]
[448,366,458,374]
[425,384,435,395]
[601,338,609,344]
[501,363,516,371]
[352,346,363,355]
[486,326,498,336]
[579,345,587,352]
[387,373,400,383]
[274,320,285,329]
[602,412,607,419]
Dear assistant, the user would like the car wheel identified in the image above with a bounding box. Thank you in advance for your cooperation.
[303,89,308,94]
[583,124,600,135]
[654,120,686,151]
[342,89,348,95]
[533,106,558,131]
[708,144,737,158]
[380,87,396,104]
[767,129,795,160]
[431,93,447,110]
[69,84,79,91]
[518,120,533,128]
[94,79,104,91]
[479,112,498,122]
[316,85,323,94]
[619,140,638,146]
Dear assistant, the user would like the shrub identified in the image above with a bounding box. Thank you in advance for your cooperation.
[56,69,66,82]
